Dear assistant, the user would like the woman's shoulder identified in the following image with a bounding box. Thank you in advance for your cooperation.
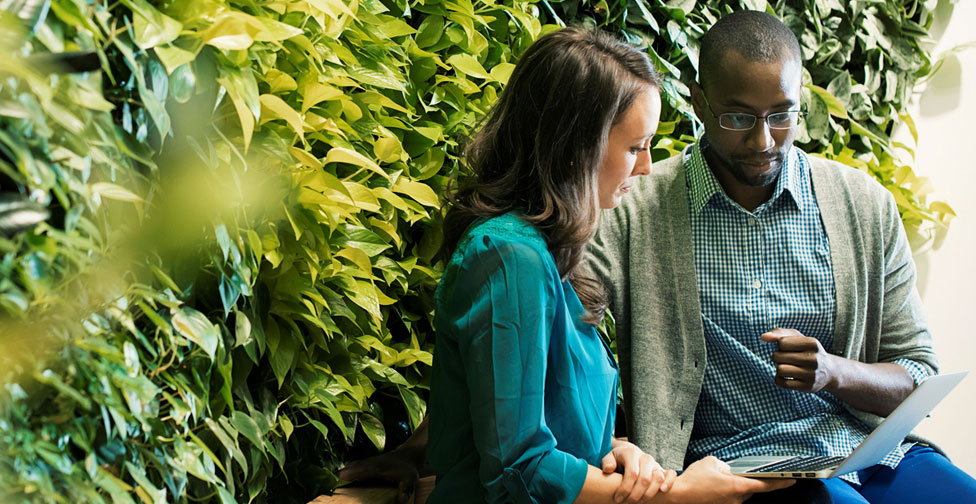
[458,212,546,250]
[444,212,555,283]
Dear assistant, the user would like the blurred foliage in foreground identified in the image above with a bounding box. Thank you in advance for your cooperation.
[0,0,953,502]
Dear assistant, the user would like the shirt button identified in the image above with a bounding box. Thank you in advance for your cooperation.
[753,279,763,289]
[747,218,757,227]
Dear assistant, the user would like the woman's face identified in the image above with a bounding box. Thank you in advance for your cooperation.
[597,86,662,209]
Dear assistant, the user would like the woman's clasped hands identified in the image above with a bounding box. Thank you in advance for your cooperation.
[596,442,796,504]
[601,439,677,503]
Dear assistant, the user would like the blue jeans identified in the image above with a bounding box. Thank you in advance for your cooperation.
[746,446,976,503]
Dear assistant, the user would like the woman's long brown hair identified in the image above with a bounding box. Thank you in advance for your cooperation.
[443,27,660,325]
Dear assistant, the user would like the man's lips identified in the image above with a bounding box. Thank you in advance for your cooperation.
[736,157,781,168]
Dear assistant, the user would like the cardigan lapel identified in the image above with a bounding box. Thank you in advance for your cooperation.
[807,153,859,360]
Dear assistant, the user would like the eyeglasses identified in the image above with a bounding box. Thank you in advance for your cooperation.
[702,94,805,131]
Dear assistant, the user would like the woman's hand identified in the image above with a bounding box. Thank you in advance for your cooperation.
[661,457,795,504]
[601,439,678,503]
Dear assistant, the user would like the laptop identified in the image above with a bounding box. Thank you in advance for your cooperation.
[726,371,967,479]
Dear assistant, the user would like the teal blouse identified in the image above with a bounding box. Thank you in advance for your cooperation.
[427,213,619,504]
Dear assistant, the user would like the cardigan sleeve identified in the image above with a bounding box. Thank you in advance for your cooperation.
[876,186,939,376]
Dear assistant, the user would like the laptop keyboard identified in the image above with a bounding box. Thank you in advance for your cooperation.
[752,455,847,473]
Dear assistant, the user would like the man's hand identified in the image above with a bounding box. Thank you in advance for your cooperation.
[601,439,677,503]
[761,328,838,393]
[761,328,918,416]
[660,457,794,504]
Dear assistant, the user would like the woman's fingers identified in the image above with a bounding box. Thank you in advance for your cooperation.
[660,469,678,493]
[602,450,618,474]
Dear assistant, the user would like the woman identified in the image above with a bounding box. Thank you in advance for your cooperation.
[338,25,794,504]
[426,27,669,503]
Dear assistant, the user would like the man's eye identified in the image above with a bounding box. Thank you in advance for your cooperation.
[726,114,755,128]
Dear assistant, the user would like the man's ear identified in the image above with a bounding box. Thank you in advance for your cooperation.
[690,81,706,123]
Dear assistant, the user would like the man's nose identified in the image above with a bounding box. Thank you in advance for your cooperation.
[745,119,775,152]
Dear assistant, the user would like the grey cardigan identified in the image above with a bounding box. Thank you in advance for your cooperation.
[586,148,940,470]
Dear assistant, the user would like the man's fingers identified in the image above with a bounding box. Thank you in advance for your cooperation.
[701,456,731,473]
[753,478,797,493]
[774,375,813,390]
[770,351,815,366]
[775,364,813,379]
[773,336,818,352]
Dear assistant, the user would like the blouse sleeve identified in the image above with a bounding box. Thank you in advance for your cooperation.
[442,235,589,504]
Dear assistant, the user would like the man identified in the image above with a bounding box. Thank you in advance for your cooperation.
[586,9,976,503]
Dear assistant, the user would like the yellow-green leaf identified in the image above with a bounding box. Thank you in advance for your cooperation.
[307,0,356,20]
[807,84,849,119]
[336,247,372,275]
[489,62,515,84]
[392,178,439,207]
[373,136,402,163]
[301,82,343,112]
[342,182,382,212]
[324,147,390,180]
[226,86,255,152]
[91,182,144,203]
[259,94,305,141]
[131,4,182,50]
[154,43,198,74]
[447,53,490,79]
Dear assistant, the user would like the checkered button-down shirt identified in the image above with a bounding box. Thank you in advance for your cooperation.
[684,140,929,484]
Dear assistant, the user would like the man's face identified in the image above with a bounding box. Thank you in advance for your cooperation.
[692,51,802,190]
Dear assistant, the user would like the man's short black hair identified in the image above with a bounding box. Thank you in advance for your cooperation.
[698,10,801,91]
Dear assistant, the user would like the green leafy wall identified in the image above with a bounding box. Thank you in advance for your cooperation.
[0,0,952,502]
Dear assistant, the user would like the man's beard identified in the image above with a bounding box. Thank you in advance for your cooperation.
[726,154,786,187]
[702,139,788,188]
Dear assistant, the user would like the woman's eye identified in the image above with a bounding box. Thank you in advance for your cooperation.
[629,146,644,154]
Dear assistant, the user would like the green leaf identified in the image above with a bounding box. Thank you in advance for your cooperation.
[348,64,407,92]
[269,324,298,387]
[806,84,849,119]
[340,226,392,257]
[398,385,426,431]
[128,1,182,49]
[359,413,386,451]
[171,306,220,358]
[447,53,490,79]
[231,410,265,449]
[416,15,444,48]
[344,280,381,320]
[91,182,144,203]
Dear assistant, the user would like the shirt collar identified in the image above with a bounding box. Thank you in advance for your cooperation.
[686,138,807,215]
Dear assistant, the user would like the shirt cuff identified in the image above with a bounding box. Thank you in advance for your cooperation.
[891,358,931,386]
[490,451,589,504]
